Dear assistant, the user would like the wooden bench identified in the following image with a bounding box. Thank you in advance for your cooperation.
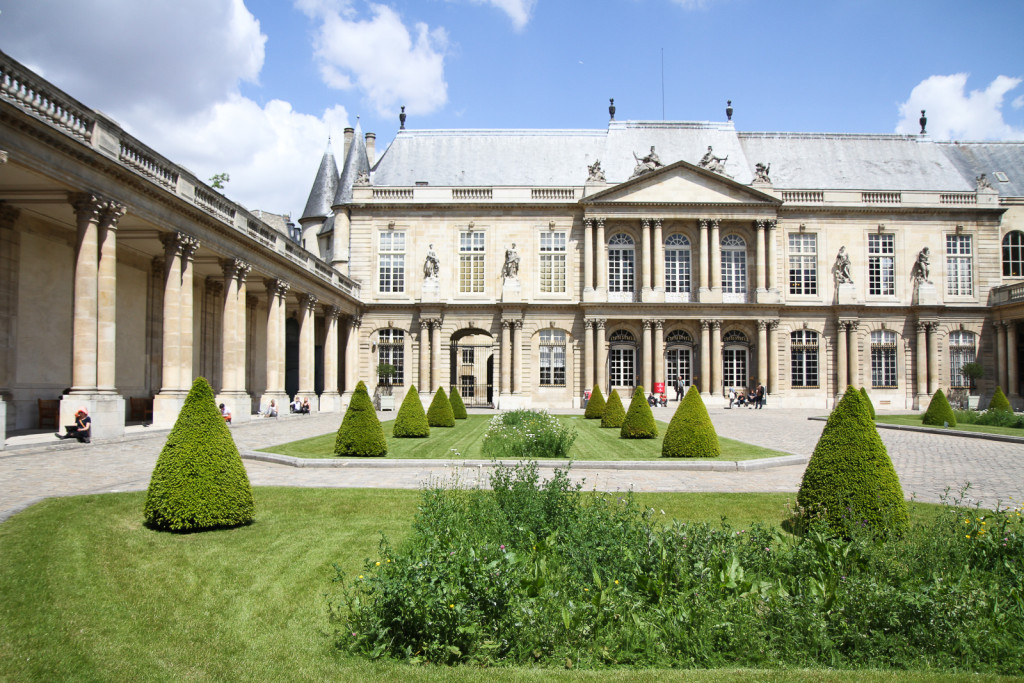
[38,399,60,429]
[130,397,153,423]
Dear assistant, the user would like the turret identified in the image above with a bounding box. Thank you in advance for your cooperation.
[298,140,339,254]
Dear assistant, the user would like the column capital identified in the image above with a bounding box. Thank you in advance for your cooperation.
[205,276,224,295]
[767,218,778,231]
[700,318,711,330]
[915,321,928,334]
[595,217,605,229]
[997,319,1010,330]
[594,317,606,330]
[583,217,594,229]
[0,202,19,230]
[265,277,291,299]
[768,319,779,331]
[349,315,362,329]
[640,218,650,229]
[642,319,653,330]
[220,257,252,282]
[711,319,722,331]
[70,192,105,221]
[511,319,523,330]
[161,231,200,258]
[757,319,769,330]
[755,219,767,232]
[100,200,127,230]
[299,293,318,312]
[699,218,709,230]
[431,317,444,330]
[652,218,663,229]
[323,304,342,320]
[653,319,664,330]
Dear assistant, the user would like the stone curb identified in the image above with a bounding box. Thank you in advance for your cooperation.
[241,451,809,472]
[807,416,1024,445]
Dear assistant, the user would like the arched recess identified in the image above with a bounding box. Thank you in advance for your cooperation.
[722,328,750,392]
[607,328,637,394]
[664,329,694,393]
[450,327,494,407]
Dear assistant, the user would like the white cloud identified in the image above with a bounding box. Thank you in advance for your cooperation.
[300,2,449,117]
[1013,95,1024,110]
[896,74,1024,140]
[0,0,349,217]
[463,0,537,30]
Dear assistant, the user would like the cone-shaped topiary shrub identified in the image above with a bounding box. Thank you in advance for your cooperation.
[427,387,455,427]
[797,386,908,537]
[600,389,626,428]
[859,387,876,419]
[449,386,468,419]
[621,385,658,439]
[393,385,429,438]
[144,377,254,531]
[662,385,719,458]
[584,384,606,419]
[922,388,957,427]
[990,386,1012,413]
[335,381,388,456]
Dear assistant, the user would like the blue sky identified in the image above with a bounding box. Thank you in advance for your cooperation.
[2,0,1023,220]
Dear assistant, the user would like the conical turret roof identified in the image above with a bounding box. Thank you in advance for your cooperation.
[333,118,371,207]
[300,140,339,222]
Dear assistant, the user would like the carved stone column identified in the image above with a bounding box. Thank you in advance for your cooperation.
[500,320,511,394]
[767,320,778,395]
[927,322,939,394]
[710,320,722,396]
[997,321,1008,393]
[595,218,607,293]
[418,318,430,391]
[1008,323,1019,398]
[431,317,442,393]
[698,219,710,291]
[641,319,653,391]
[321,305,342,412]
[652,219,664,293]
[0,204,20,450]
[654,320,665,391]
[757,320,769,387]
[154,232,199,427]
[710,219,721,291]
[260,279,289,410]
[916,322,928,401]
[755,220,767,292]
[344,315,361,394]
[297,293,318,411]
[69,194,102,393]
[641,218,652,294]
[595,319,608,392]
[584,320,594,392]
[767,220,778,291]
[847,322,859,389]
[583,218,594,292]
[96,201,126,392]
[836,322,848,393]
[219,259,251,397]
[511,320,522,394]
[700,319,711,394]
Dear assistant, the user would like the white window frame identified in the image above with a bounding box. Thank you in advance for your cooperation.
[788,232,817,295]
[871,330,898,389]
[945,234,973,296]
[378,230,405,293]
[377,328,405,386]
[539,231,567,293]
[721,234,747,301]
[459,231,486,293]
[868,234,895,296]
[790,330,819,388]
[608,233,635,300]
[664,233,691,301]
[1004,231,1024,278]
[538,329,567,386]
[948,331,976,389]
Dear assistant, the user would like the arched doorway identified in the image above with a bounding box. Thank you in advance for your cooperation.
[722,329,750,393]
[450,328,494,407]
[608,329,636,395]
[665,329,693,393]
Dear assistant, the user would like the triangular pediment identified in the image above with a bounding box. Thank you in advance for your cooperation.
[582,161,781,206]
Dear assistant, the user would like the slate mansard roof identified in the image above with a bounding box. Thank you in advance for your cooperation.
[361,120,1023,197]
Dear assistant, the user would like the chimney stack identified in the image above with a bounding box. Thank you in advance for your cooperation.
[343,127,354,162]
[365,132,376,167]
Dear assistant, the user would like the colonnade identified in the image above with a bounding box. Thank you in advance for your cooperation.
[581,217,778,297]
[995,320,1022,397]
[417,317,442,392]
[499,319,523,394]
[913,321,941,397]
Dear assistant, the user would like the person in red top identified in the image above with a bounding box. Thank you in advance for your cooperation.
[56,406,91,443]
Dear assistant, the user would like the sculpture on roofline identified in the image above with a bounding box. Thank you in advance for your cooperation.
[976,173,993,191]
[698,145,729,175]
[424,243,439,280]
[832,246,853,285]
[911,247,931,284]
[587,159,606,182]
[354,170,370,186]
[630,146,663,178]
[753,162,771,183]
[503,243,520,279]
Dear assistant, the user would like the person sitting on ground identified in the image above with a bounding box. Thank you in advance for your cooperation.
[659,393,668,407]
[262,399,278,418]
[291,397,302,413]
[55,406,92,443]
[300,397,311,414]
[220,403,232,424]
[736,391,746,407]
[648,392,658,407]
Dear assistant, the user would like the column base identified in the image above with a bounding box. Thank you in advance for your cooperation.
[215,391,254,424]
[153,391,188,429]
[258,392,290,417]
[60,392,125,440]
[318,392,343,413]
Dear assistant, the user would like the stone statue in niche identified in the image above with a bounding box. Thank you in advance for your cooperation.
[587,159,606,182]
[630,146,663,178]
[503,243,520,279]
[911,247,931,284]
[753,162,771,183]
[699,146,729,175]
[354,170,370,186]
[832,246,853,284]
[423,244,439,280]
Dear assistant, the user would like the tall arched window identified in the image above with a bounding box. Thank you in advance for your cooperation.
[377,328,404,386]
[722,329,749,390]
[1003,230,1024,277]
[664,233,691,299]
[721,234,747,300]
[665,330,693,388]
[790,330,819,387]
[608,233,635,296]
[870,330,898,389]
[608,329,636,389]
[948,331,976,388]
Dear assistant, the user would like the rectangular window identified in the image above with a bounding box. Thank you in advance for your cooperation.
[665,246,691,293]
[539,231,567,293]
[871,331,898,389]
[378,231,405,293]
[946,234,973,296]
[868,234,895,296]
[377,329,404,386]
[459,231,485,293]
[788,233,817,295]
[790,330,819,387]
[538,330,566,386]
[948,332,976,388]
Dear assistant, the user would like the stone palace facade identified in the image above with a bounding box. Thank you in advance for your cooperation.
[2,51,1023,447]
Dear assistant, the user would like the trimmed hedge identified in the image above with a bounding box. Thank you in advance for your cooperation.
[143,376,254,531]
[600,389,625,428]
[427,387,455,427]
[621,385,658,439]
[584,384,606,419]
[797,386,908,537]
[662,385,719,458]
[990,386,1012,413]
[449,386,468,419]
[335,381,388,456]
[922,388,957,427]
[859,387,875,419]
[393,385,429,438]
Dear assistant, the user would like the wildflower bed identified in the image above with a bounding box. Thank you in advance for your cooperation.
[331,464,1024,673]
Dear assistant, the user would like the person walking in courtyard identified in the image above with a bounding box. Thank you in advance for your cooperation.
[55,407,91,443]
[674,375,684,401]
[755,383,765,409]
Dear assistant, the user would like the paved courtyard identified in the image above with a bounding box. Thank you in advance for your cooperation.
[2,406,1021,523]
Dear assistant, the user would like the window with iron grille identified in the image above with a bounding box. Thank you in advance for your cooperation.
[378,230,405,293]
[539,231,567,293]
[788,233,817,295]
[539,329,566,386]
[459,231,485,293]
[1002,230,1023,277]
[790,329,819,387]
[868,234,895,296]
[948,330,976,388]
[664,233,691,293]
[721,234,747,294]
[946,234,973,296]
[377,328,404,385]
[870,329,898,388]
[608,233,635,293]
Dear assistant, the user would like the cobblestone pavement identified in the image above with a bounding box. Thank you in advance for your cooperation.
[2,406,1021,523]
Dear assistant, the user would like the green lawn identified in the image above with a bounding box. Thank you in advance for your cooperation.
[875,414,1024,438]
[261,414,791,461]
[0,488,967,682]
